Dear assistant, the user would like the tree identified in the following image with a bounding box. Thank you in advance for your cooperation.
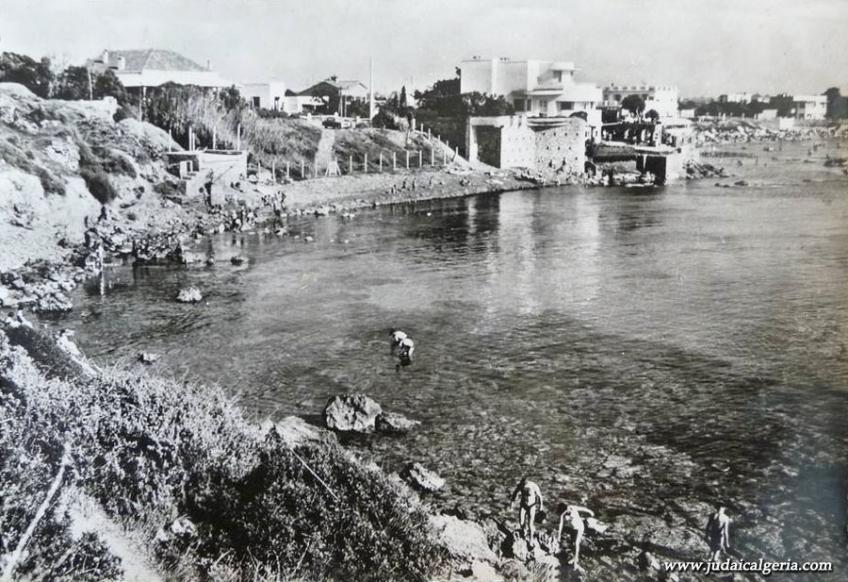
[768,94,794,117]
[54,65,91,100]
[0,52,54,97]
[645,109,659,122]
[621,94,645,118]
[824,87,848,119]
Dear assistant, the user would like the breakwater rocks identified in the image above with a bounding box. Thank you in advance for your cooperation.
[692,118,847,146]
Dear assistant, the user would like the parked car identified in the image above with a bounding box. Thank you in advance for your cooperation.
[322,118,342,129]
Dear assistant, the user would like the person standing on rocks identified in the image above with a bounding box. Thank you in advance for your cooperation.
[705,505,731,561]
[557,503,594,572]
[511,477,544,546]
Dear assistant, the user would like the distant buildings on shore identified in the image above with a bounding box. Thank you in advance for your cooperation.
[602,84,679,119]
[790,95,828,120]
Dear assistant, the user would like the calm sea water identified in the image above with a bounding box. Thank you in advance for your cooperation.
[58,141,848,578]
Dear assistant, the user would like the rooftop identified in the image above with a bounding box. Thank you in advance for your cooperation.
[91,49,209,73]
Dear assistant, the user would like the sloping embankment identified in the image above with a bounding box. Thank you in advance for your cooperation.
[0,318,448,581]
[0,83,188,274]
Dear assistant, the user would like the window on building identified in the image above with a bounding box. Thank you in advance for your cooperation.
[252,96,261,108]
[558,101,574,111]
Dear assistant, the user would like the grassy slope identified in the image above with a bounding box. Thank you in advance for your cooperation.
[0,322,445,582]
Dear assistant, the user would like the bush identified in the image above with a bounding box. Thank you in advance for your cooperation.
[80,168,117,204]
[0,323,447,582]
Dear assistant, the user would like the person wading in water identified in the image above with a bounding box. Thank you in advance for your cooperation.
[389,330,414,372]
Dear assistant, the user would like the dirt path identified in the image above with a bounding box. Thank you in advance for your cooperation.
[314,129,337,175]
[67,492,164,582]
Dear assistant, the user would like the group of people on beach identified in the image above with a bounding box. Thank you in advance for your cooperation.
[510,477,731,572]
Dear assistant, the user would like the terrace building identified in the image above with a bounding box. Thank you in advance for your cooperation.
[459,57,603,133]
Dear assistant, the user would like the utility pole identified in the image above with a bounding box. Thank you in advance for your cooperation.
[369,57,375,120]
[86,67,93,101]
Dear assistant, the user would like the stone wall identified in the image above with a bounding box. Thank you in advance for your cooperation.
[467,116,587,175]
[533,121,586,175]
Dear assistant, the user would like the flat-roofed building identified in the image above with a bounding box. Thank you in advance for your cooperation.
[459,57,602,133]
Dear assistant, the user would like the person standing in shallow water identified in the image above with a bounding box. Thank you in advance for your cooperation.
[705,505,731,561]
[395,336,414,372]
[557,503,595,572]
[510,477,543,546]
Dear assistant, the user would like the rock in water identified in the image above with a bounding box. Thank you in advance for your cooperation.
[230,255,246,265]
[403,462,445,492]
[138,352,159,365]
[323,393,382,432]
[375,411,421,434]
[176,286,202,303]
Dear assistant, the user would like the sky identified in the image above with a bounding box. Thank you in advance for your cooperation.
[1,0,846,97]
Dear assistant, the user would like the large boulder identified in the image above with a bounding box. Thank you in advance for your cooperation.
[429,514,498,568]
[323,393,382,433]
[402,462,445,492]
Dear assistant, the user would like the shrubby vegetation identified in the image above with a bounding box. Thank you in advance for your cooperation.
[0,323,445,581]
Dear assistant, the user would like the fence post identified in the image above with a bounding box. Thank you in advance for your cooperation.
[364,153,368,173]
[271,160,276,183]
[392,152,397,171]
[236,123,242,150]
[442,147,446,165]
[301,160,305,179]
[418,150,423,167]
[349,155,353,174]
[286,161,291,180]
[405,150,410,169]
[212,127,217,150]
[428,128,432,141]
[379,152,383,172]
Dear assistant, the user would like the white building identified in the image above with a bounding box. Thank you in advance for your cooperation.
[88,49,230,89]
[240,81,287,110]
[459,57,602,130]
[792,95,827,120]
[719,93,752,104]
[603,84,679,118]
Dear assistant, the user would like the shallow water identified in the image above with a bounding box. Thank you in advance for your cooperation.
[58,141,848,578]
